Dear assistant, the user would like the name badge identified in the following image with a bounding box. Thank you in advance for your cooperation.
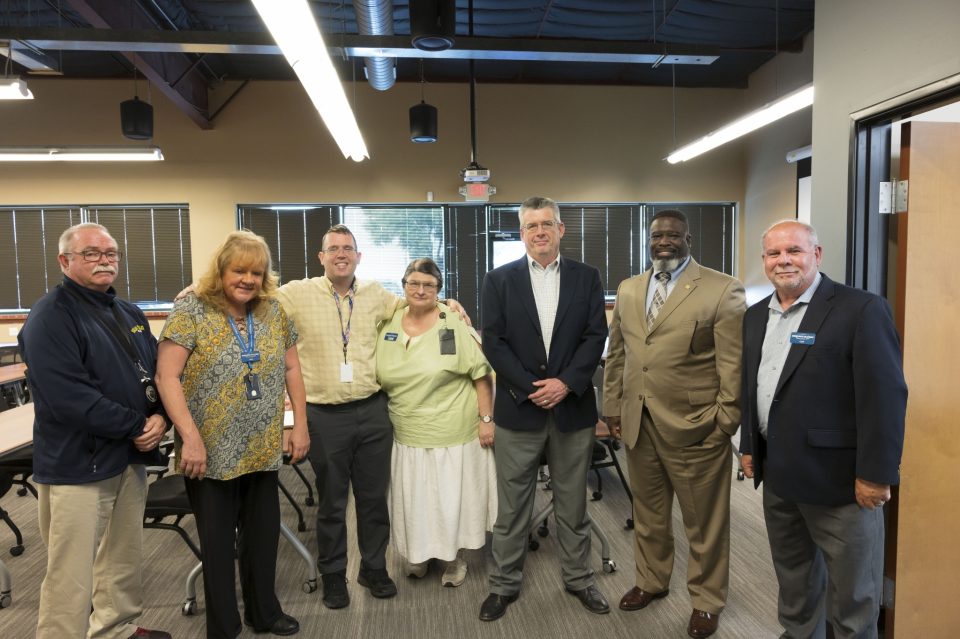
[240,350,261,364]
[340,362,354,383]
[790,332,816,345]
[384,332,398,342]
[244,373,262,400]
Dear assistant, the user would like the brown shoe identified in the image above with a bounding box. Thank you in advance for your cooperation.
[618,586,669,611]
[687,609,720,638]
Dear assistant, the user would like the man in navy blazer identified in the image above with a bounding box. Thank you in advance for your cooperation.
[478,196,609,622]
[740,220,906,639]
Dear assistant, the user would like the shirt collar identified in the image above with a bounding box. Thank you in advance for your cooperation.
[63,275,117,305]
[768,271,823,314]
[527,254,561,272]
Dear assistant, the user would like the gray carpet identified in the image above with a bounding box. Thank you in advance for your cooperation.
[0,448,781,638]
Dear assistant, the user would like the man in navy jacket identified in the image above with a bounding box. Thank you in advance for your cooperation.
[478,196,609,622]
[19,223,170,639]
[740,220,906,638]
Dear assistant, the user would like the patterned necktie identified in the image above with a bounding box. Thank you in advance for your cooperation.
[646,271,672,328]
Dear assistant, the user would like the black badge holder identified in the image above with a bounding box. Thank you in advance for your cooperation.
[438,312,456,355]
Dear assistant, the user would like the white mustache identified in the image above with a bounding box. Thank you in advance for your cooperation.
[93,266,116,275]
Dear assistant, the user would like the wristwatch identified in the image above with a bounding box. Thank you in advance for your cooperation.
[480,415,493,423]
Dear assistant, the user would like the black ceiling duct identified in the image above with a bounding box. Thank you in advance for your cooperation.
[410,101,438,143]
[410,0,456,52]
[120,96,153,141]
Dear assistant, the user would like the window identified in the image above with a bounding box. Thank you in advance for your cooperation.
[343,206,445,296]
[0,204,192,313]
[239,201,736,323]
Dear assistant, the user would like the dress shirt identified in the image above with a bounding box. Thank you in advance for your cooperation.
[644,256,691,315]
[757,272,823,437]
[527,254,561,358]
[276,276,398,405]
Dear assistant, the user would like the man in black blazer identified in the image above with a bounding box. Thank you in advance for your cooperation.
[740,220,906,638]
[478,196,609,622]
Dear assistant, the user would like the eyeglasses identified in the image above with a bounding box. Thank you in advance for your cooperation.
[403,280,439,292]
[522,220,560,232]
[322,245,357,255]
[64,250,123,263]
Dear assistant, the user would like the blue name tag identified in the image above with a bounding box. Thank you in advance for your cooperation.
[790,332,816,345]
[384,332,398,342]
[240,351,261,364]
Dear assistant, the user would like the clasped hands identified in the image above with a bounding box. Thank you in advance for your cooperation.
[529,378,569,410]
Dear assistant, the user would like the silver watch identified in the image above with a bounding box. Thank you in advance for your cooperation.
[480,415,493,423]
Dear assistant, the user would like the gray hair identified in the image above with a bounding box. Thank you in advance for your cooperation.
[518,196,561,225]
[402,257,443,293]
[58,223,114,254]
[761,219,819,249]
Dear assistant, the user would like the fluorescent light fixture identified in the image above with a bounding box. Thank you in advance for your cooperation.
[0,146,164,162]
[667,84,814,164]
[0,77,33,100]
[252,0,369,162]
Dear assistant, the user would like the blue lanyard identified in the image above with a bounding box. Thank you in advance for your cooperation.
[227,309,258,371]
[333,281,355,364]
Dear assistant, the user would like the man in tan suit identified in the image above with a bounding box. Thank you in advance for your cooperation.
[603,209,745,639]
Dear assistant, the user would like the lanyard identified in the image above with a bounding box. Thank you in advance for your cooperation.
[227,309,257,371]
[333,281,355,364]
[62,284,149,378]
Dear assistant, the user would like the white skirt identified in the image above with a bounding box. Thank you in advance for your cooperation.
[388,437,498,564]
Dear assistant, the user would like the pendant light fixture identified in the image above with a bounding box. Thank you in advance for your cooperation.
[410,59,438,143]
[120,69,153,140]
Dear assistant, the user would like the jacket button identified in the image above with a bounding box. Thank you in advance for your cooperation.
[539,364,546,371]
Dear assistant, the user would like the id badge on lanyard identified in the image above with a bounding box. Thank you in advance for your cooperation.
[228,310,262,400]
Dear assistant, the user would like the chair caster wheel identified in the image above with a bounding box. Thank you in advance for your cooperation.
[303,579,318,594]
[602,560,617,573]
[625,518,634,530]
[537,526,549,538]
[10,545,24,556]
[737,470,745,481]
[592,491,603,501]
[16,488,27,497]
[182,599,197,616]
[297,522,307,532]
[305,497,315,506]
[528,539,540,551]
[0,593,11,608]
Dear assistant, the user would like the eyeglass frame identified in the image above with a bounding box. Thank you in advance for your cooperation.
[63,249,124,263]
[402,279,439,292]
[321,245,358,255]
[521,220,562,233]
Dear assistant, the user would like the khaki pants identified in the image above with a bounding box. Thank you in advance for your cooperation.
[36,465,148,639]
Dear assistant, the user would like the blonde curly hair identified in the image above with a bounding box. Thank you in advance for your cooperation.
[196,230,279,316]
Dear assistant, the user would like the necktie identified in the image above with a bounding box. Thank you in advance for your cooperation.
[646,271,672,328]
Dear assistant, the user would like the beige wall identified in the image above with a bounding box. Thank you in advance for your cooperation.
[811,0,960,276]
[2,77,751,270]
[742,36,814,300]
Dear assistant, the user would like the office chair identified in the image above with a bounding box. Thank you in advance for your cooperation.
[143,471,320,617]
[591,365,635,529]
[527,448,617,574]
[0,471,25,557]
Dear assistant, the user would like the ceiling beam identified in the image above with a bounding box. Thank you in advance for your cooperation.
[62,1,211,130]
[3,26,739,65]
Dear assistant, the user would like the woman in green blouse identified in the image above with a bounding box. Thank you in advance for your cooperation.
[156,230,308,638]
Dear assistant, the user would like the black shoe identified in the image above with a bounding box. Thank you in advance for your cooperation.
[565,584,610,614]
[244,613,300,636]
[322,572,350,609]
[357,568,397,599]
[479,593,518,622]
[357,567,398,598]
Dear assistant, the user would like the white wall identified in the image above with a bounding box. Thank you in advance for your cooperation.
[811,0,960,276]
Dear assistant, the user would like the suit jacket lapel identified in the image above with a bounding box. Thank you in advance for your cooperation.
[745,299,770,386]
[774,275,835,397]
[648,259,700,334]
[551,257,575,338]
[511,257,542,330]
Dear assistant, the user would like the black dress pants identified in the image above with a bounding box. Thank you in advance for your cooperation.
[306,392,393,574]
[184,471,283,639]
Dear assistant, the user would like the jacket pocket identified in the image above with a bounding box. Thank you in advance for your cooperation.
[807,429,857,449]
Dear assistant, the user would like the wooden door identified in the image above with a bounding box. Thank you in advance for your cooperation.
[889,121,960,637]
